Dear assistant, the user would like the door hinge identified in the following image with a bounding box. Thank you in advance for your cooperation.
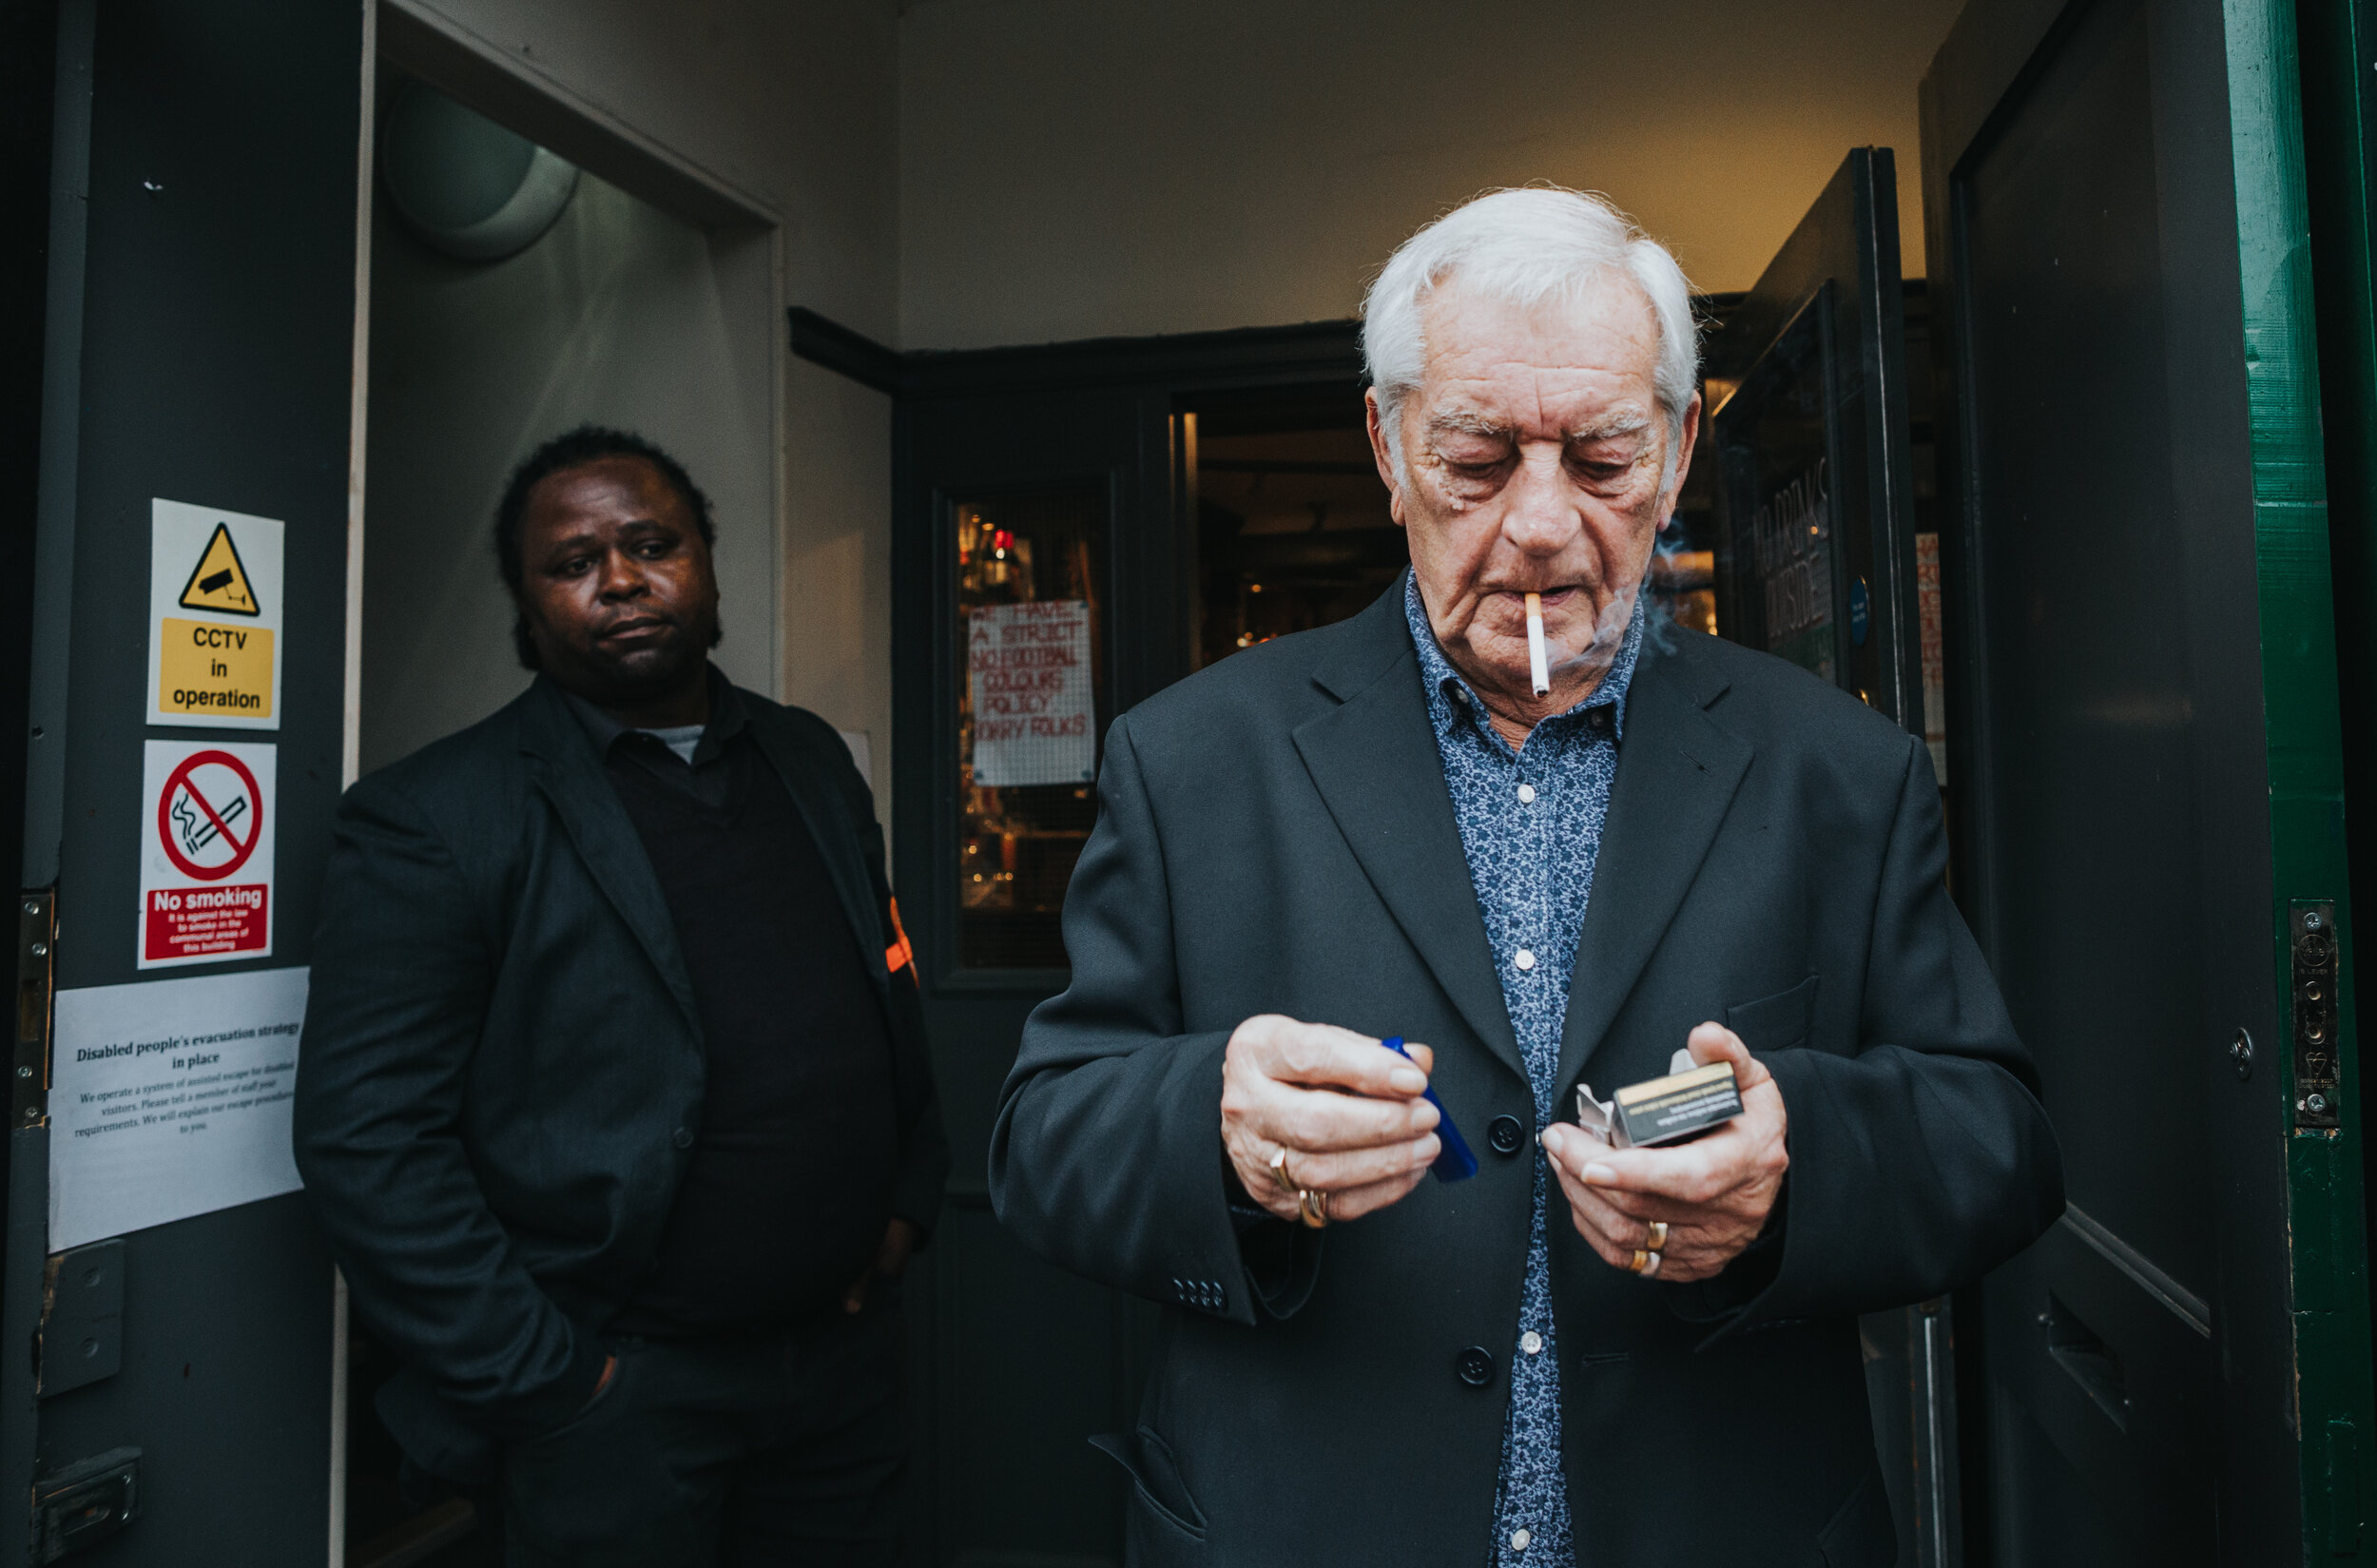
[37,1240,122,1400]
[2292,900,2341,1132]
[13,890,53,1131]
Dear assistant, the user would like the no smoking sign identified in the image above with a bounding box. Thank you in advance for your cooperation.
[140,740,275,968]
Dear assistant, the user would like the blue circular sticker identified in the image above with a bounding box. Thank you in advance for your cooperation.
[1848,577,1870,648]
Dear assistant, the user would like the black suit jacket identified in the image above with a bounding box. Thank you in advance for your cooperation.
[294,673,946,1476]
[991,578,2061,1567]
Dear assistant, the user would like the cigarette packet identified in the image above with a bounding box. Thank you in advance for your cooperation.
[1575,1061,1742,1149]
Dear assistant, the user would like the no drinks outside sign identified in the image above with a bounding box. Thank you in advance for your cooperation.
[139,740,275,969]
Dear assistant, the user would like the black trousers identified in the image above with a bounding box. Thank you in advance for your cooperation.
[499,1301,908,1567]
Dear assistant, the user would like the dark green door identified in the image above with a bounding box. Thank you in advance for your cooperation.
[886,326,1370,1564]
[1921,0,2373,1559]
[894,377,1163,1567]
[9,1,363,1561]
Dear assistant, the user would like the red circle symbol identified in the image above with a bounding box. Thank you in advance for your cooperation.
[157,749,261,881]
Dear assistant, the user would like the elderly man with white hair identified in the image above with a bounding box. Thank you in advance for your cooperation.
[991,187,2063,1567]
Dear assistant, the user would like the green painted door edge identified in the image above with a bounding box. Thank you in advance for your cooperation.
[2224,0,2377,1555]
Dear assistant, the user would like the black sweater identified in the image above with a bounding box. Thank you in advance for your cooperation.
[589,695,901,1334]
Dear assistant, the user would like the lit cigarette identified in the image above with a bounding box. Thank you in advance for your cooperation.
[1524,592,1550,696]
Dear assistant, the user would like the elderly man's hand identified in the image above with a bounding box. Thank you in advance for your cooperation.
[1221,1016,1441,1224]
[1540,1023,1788,1283]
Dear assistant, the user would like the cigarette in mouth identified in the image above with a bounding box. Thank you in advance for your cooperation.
[1525,592,1551,696]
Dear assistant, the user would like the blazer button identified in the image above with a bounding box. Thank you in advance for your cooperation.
[671,1127,695,1150]
[1488,1115,1525,1156]
[1456,1346,1496,1387]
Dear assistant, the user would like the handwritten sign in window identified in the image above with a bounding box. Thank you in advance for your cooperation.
[968,600,1095,787]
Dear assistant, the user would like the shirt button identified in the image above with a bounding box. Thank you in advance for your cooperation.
[1517,784,1536,803]
[1515,950,1536,971]
[1520,1330,1543,1355]
[671,1127,694,1150]
[1512,1529,1533,1551]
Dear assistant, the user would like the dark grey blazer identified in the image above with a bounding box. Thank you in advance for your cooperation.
[991,576,2061,1567]
[294,674,946,1478]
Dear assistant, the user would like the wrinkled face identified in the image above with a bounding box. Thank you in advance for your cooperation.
[1367,274,1697,711]
[515,455,721,707]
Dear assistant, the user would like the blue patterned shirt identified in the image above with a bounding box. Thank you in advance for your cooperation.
[1405,574,1644,1568]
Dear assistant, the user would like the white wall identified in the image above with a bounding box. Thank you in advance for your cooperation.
[898,0,1961,350]
[363,0,899,792]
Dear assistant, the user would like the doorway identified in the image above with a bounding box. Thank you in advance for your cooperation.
[344,63,782,1568]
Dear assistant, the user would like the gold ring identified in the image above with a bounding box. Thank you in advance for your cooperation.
[1645,1220,1669,1252]
[1268,1146,1297,1197]
[1297,1188,1330,1229]
[1627,1249,1653,1274]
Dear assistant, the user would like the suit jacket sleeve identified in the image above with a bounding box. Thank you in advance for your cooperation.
[990,714,1296,1326]
[1679,734,2065,1332]
[813,716,950,1240]
[292,777,607,1440]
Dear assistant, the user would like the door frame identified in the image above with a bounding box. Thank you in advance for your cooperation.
[293,4,795,1559]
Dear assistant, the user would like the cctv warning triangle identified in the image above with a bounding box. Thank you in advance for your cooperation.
[177,523,260,616]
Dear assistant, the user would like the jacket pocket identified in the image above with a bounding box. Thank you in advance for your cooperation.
[1725,975,1820,1053]
[1817,1465,1897,1567]
[1091,1426,1207,1564]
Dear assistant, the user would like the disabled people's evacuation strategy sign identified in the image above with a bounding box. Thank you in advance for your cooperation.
[968,599,1095,786]
[139,739,275,969]
[49,967,308,1250]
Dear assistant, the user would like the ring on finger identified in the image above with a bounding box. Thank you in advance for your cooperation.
[1297,1187,1330,1229]
[1644,1220,1669,1252]
[1627,1248,1662,1277]
[1268,1146,1298,1197]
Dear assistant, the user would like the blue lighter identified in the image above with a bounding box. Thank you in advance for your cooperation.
[1382,1036,1478,1182]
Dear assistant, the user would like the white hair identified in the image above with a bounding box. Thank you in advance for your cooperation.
[1362,186,1699,468]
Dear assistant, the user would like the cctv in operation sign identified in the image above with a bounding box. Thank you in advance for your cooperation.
[145,498,283,728]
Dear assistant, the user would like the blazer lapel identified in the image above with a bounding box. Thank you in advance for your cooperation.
[515,680,704,1034]
[1292,587,1526,1086]
[1556,637,1751,1091]
[746,716,892,1005]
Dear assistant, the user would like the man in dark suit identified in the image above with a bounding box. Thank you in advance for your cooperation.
[990,189,2062,1566]
[296,426,946,1567]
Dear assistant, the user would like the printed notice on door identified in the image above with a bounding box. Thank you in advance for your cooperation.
[49,967,308,1251]
[968,600,1094,787]
[139,739,275,968]
[146,498,284,728]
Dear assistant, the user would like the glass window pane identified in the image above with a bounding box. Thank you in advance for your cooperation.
[955,493,1106,970]
[1191,403,1400,672]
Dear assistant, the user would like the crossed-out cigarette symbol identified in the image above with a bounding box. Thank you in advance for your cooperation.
[157,750,261,881]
